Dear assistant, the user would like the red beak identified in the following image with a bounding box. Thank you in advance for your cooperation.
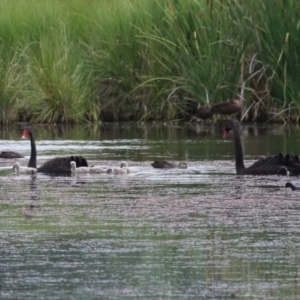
[21,131,28,139]
[222,129,228,139]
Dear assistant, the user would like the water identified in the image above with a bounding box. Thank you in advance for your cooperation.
[1,122,300,299]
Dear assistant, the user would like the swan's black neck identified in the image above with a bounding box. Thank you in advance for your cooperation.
[232,126,245,174]
[27,131,37,168]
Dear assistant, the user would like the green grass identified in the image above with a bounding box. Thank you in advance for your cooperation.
[0,0,300,123]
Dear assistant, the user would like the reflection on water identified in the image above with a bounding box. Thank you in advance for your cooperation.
[0,122,300,299]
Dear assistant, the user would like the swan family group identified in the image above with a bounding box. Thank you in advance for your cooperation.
[9,126,141,176]
[6,120,300,191]
[12,160,137,176]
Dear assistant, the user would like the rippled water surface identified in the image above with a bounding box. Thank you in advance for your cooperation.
[1,122,300,299]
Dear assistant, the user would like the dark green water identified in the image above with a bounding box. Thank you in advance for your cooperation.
[1,122,300,299]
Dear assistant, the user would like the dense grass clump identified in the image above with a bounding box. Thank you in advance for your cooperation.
[0,0,300,123]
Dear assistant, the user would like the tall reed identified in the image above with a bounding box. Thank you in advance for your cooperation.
[0,0,300,123]
[247,0,300,121]
[0,49,26,124]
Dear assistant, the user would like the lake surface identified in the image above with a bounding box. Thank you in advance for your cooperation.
[1,121,300,299]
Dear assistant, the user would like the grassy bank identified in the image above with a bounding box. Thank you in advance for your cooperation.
[0,0,300,124]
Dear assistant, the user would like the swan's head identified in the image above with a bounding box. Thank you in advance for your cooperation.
[120,161,128,168]
[12,162,20,170]
[21,126,32,139]
[178,162,188,169]
[219,119,240,138]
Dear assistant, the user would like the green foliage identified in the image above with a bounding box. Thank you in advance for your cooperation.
[21,29,92,123]
[0,47,26,124]
[249,0,300,121]
[0,0,300,123]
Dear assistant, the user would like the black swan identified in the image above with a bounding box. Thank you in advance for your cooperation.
[220,119,288,175]
[281,153,300,176]
[286,182,300,191]
[151,161,188,169]
[21,126,88,174]
[0,151,24,158]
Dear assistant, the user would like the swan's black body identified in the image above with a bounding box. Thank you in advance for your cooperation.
[220,119,288,175]
[22,126,88,174]
[281,153,300,175]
